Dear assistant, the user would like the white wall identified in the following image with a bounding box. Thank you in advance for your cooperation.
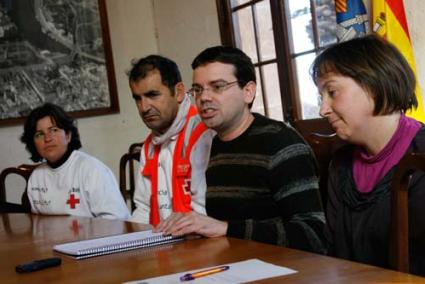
[153,0,221,86]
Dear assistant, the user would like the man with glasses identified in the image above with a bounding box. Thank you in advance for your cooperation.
[128,55,214,226]
[156,46,326,254]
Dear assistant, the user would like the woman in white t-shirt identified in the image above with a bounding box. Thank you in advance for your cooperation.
[21,103,129,219]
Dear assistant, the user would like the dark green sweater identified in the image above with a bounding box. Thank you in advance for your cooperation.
[206,113,326,254]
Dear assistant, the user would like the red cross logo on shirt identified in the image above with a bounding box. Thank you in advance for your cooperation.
[182,178,191,195]
[66,194,80,209]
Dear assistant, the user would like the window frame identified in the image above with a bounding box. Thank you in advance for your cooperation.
[216,0,331,123]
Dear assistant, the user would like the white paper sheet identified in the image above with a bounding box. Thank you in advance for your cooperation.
[123,258,297,284]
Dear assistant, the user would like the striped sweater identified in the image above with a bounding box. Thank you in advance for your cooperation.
[206,113,326,254]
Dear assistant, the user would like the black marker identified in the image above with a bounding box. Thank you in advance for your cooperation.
[16,257,62,273]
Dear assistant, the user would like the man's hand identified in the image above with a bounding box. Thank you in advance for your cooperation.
[153,212,184,233]
[154,212,228,238]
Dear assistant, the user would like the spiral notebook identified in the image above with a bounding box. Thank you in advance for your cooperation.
[53,230,183,259]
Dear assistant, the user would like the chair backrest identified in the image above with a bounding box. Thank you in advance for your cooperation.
[119,142,143,212]
[0,164,39,213]
[292,119,346,207]
[389,152,425,273]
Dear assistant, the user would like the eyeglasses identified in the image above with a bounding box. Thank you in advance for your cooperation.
[188,80,239,98]
[34,127,63,140]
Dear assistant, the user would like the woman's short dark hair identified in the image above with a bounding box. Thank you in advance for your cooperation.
[311,34,417,115]
[21,103,82,162]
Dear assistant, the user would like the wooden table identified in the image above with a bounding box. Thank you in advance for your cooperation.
[1,214,424,283]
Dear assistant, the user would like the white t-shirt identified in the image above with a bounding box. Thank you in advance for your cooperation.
[27,150,130,219]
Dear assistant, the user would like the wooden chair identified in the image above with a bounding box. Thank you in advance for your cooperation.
[119,142,143,211]
[0,164,39,213]
[292,119,346,208]
[389,152,425,273]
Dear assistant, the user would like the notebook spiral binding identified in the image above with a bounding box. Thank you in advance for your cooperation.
[79,234,177,256]
[54,230,186,259]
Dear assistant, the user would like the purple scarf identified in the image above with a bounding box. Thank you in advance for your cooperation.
[353,114,421,193]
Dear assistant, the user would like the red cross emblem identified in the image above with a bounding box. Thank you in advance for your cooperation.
[66,194,80,209]
[183,178,191,195]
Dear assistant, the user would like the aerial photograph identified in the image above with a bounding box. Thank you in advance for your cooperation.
[0,0,111,120]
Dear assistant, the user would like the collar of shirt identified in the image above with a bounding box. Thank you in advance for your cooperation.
[152,94,191,146]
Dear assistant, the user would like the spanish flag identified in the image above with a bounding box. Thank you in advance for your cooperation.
[373,0,425,122]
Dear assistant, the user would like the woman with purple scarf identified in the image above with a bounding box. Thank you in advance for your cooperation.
[311,34,425,276]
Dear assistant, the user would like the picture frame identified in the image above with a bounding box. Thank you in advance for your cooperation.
[0,0,119,127]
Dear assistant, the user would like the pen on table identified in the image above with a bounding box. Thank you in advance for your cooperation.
[180,265,229,281]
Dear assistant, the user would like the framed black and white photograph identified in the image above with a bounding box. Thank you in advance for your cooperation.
[0,0,118,126]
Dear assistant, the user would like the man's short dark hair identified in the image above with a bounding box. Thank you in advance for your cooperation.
[128,55,182,93]
[191,46,256,88]
[21,103,82,162]
[311,34,417,115]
